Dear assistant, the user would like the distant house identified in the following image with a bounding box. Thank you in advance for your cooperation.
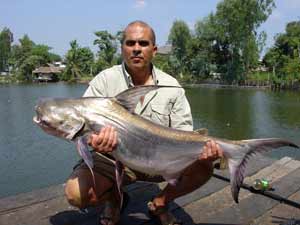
[157,45,172,55]
[33,63,65,82]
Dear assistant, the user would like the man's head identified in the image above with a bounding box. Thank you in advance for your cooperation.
[121,21,157,72]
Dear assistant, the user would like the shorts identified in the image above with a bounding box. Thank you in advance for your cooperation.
[73,151,164,186]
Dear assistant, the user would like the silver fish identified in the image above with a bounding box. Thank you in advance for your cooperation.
[33,85,299,203]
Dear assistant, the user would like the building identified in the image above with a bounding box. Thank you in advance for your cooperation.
[157,45,172,55]
[33,63,65,82]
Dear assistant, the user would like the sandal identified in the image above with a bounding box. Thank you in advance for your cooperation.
[147,200,182,225]
[98,192,130,225]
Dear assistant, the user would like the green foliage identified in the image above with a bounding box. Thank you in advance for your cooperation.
[213,0,275,83]
[282,58,300,81]
[152,54,173,75]
[263,20,300,82]
[7,34,62,81]
[164,0,274,84]
[168,20,192,76]
[63,40,94,82]
[93,30,120,73]
[190,15,218,80]
[0,27,13,72]
[248,71,271,81]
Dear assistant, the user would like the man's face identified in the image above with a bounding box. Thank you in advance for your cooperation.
[122,24,157,71]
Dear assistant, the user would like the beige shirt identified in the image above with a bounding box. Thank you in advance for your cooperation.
[83,63,193,131]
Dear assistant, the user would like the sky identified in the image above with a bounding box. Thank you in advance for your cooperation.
[1,0,300,57]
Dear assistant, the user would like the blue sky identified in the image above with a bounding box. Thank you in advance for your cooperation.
[1,0,300,57]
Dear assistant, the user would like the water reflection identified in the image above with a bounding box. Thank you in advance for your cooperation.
[186,86,300,160]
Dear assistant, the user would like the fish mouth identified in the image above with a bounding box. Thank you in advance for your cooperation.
[33,116,41,124]
[33,114,51,129]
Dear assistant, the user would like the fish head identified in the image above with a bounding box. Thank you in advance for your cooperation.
[33,98,85,140]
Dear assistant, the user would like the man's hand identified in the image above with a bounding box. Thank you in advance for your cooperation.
[88,125,118,153]
[199,140,223,161]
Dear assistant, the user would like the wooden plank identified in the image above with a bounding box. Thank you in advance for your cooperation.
[187,166,300,224]
[0,184,64,214]
[182,157,294,219]
[252,186,300,224]
[0,156,275,225]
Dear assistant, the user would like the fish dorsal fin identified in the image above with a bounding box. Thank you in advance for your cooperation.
[115,85,181,113]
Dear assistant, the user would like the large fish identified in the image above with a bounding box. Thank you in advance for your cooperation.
[33,85,299,203]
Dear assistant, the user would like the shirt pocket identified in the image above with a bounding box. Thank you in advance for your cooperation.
[150,103,171,127]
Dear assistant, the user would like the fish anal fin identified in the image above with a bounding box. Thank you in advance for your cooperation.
[115,160,125,209]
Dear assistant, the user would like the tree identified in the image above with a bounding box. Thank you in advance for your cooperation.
[63,40,94,81]
[191,14,219,80]
[31,44,61,64]
[213,0,275,83]
[10,35,35,80]
[168,20,192,77]
[0,27,13,72]
[263,20,300,82]
[93,31,119,73]
[9,34,61,81]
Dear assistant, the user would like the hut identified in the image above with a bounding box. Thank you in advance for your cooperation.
[33,63,64,82]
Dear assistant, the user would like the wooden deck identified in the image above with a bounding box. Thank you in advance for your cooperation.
[1,156,300,225]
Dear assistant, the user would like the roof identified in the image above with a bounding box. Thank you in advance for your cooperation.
[157,45,172,55]
[33,65,63,74]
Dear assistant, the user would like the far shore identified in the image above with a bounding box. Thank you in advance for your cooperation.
[1,76,300,91]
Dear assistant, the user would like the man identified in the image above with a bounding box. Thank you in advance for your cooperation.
[65,21,223,225]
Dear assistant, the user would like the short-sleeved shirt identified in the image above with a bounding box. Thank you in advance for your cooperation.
[83,63,193,131]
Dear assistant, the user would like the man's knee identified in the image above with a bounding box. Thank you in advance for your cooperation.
[65,177,87,208]
[64,168,115,208]
[64,169,94,208]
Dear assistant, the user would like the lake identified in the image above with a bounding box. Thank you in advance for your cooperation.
[0,83,299,198]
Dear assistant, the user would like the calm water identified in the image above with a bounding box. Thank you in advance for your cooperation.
[0,83,299,198]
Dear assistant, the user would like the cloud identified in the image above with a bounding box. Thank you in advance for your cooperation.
[133,0,146,9]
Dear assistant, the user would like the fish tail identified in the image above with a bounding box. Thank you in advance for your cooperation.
[220,138,299,203]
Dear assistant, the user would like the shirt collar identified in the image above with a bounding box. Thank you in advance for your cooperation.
[121,62,158,87]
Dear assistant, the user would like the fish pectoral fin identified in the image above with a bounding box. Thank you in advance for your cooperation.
[76,135,96,189]
[76,136,97,189]
[115,160,125,209]
[76,136,94,169]
[65,117,85,140]
[114,85,181,113]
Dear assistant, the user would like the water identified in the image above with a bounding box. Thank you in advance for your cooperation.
[0,83,299,198]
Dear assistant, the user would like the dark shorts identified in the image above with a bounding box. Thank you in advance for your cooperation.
[73,151,164,186]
